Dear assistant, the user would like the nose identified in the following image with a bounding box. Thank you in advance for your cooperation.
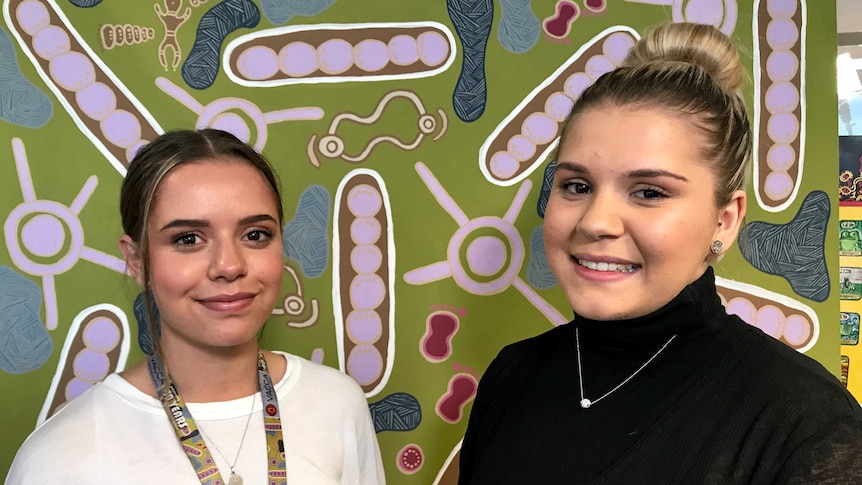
[576,191,625,240]
[208,240,246,281]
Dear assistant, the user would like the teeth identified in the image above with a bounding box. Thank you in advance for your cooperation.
[577,259,637,272]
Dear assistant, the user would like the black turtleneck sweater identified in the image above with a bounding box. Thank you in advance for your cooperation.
[459,268,862,484]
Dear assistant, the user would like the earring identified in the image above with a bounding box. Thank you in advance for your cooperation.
[710,240,723,254]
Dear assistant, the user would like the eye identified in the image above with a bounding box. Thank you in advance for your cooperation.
[244,229,274,243]
[633,187,668,200]
[560,180,591,194]
[173,233,201,247]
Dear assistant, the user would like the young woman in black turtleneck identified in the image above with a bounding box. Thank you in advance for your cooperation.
[458,22,862,484]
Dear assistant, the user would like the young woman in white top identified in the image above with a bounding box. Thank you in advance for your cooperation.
[7,128,385,485]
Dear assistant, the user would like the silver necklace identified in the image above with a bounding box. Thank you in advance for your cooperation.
[198,393,256,485]
[575,328,677,409]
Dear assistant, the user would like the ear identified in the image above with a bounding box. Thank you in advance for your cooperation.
[119,235,144,286]
[713,190,747,257]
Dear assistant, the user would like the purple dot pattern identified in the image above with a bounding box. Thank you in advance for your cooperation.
[8,0,160,171]
[227,24,452,85]
[336,172,392,396]
[717,287,815,350]
[482,28,636,185]
[756,0,803,208]
[0,266,52,373]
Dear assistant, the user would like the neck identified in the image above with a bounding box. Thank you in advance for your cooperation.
[158,339,261,403]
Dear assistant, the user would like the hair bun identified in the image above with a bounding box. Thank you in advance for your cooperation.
[621,22,743,92]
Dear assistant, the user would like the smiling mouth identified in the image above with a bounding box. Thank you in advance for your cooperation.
[576,258,639,273]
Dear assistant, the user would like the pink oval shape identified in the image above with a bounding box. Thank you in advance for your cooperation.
[545,92,574,122]
[345,310,383,344]
[585,55,614,81]
[522,112,557,144]
[783,314,811,347]
[50,51,95,91]
[16,0,51,36]
[76,82,117,121]
[766,113,798,144]
[350,217,382,245]
[507,134,536,161]
[766,19,798,51]
[32,25,70,61]
[350,245,383,275]
[347,184,383,218]
[101,110,142,148]
[280,41,318,77]
[346,344,383,385]
[602,32,635,64]
[349,274,386,310]
[766,144,795,172]
[318,38,353,75]
[73,349,110,382]
[764,171,794,201]
[388,34,419,66]
[417,31,449,67]
[489,151,519,180]
[764,82,798,114]
[354,39,389,72]
[237,45,279,80]
[766,51,798,82]
[563,72,593,101]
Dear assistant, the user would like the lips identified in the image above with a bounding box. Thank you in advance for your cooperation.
[197,293,256,312]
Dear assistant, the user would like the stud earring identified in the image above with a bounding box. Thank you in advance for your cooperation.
[710,240,723,254]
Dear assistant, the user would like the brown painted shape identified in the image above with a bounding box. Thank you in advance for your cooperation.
[435,448,461,485]
[8,0,160,169]
[756,1,803,207]
[337,173,390,393]
[716,286,813,350]
[482,30,635,183]
[44,310,125,420]
[227,25,450,81]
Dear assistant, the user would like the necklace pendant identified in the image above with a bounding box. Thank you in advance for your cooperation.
[580,398,592,409]
[228,472,243,485]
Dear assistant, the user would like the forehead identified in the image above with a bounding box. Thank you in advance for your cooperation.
[149,158,278,217]
[560,105,706,169]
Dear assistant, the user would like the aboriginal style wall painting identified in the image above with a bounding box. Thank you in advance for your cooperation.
[0,0,843,481]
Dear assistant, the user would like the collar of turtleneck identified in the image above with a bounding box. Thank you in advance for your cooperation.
[572,266,726,353]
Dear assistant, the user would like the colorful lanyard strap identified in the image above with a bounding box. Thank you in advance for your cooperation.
[147,351,286,485]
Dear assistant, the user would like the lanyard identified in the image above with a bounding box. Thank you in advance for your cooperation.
[147,351,286,484]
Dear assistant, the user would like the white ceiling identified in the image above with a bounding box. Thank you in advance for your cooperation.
[838,0,862,34]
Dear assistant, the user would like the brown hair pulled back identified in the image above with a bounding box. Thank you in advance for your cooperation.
[119,128,283,349]
[557,22,752,207]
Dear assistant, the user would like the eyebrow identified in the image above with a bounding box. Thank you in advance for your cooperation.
[556,161,689,182]
[158,214,279,232]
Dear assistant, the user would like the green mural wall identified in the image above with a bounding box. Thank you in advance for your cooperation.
[0,0,840,482]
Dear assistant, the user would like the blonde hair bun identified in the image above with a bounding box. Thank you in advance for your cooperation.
[622,22,743,92]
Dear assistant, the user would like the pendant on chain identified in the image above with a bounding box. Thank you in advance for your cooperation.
[228,472,243,485]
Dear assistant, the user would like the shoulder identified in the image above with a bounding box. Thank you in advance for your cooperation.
[721,316,860,416]
[7,378,122,481]
[487,323,571,375]
[275,351,368,404]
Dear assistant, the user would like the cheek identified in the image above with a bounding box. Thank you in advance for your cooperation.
[542,201,571,247]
